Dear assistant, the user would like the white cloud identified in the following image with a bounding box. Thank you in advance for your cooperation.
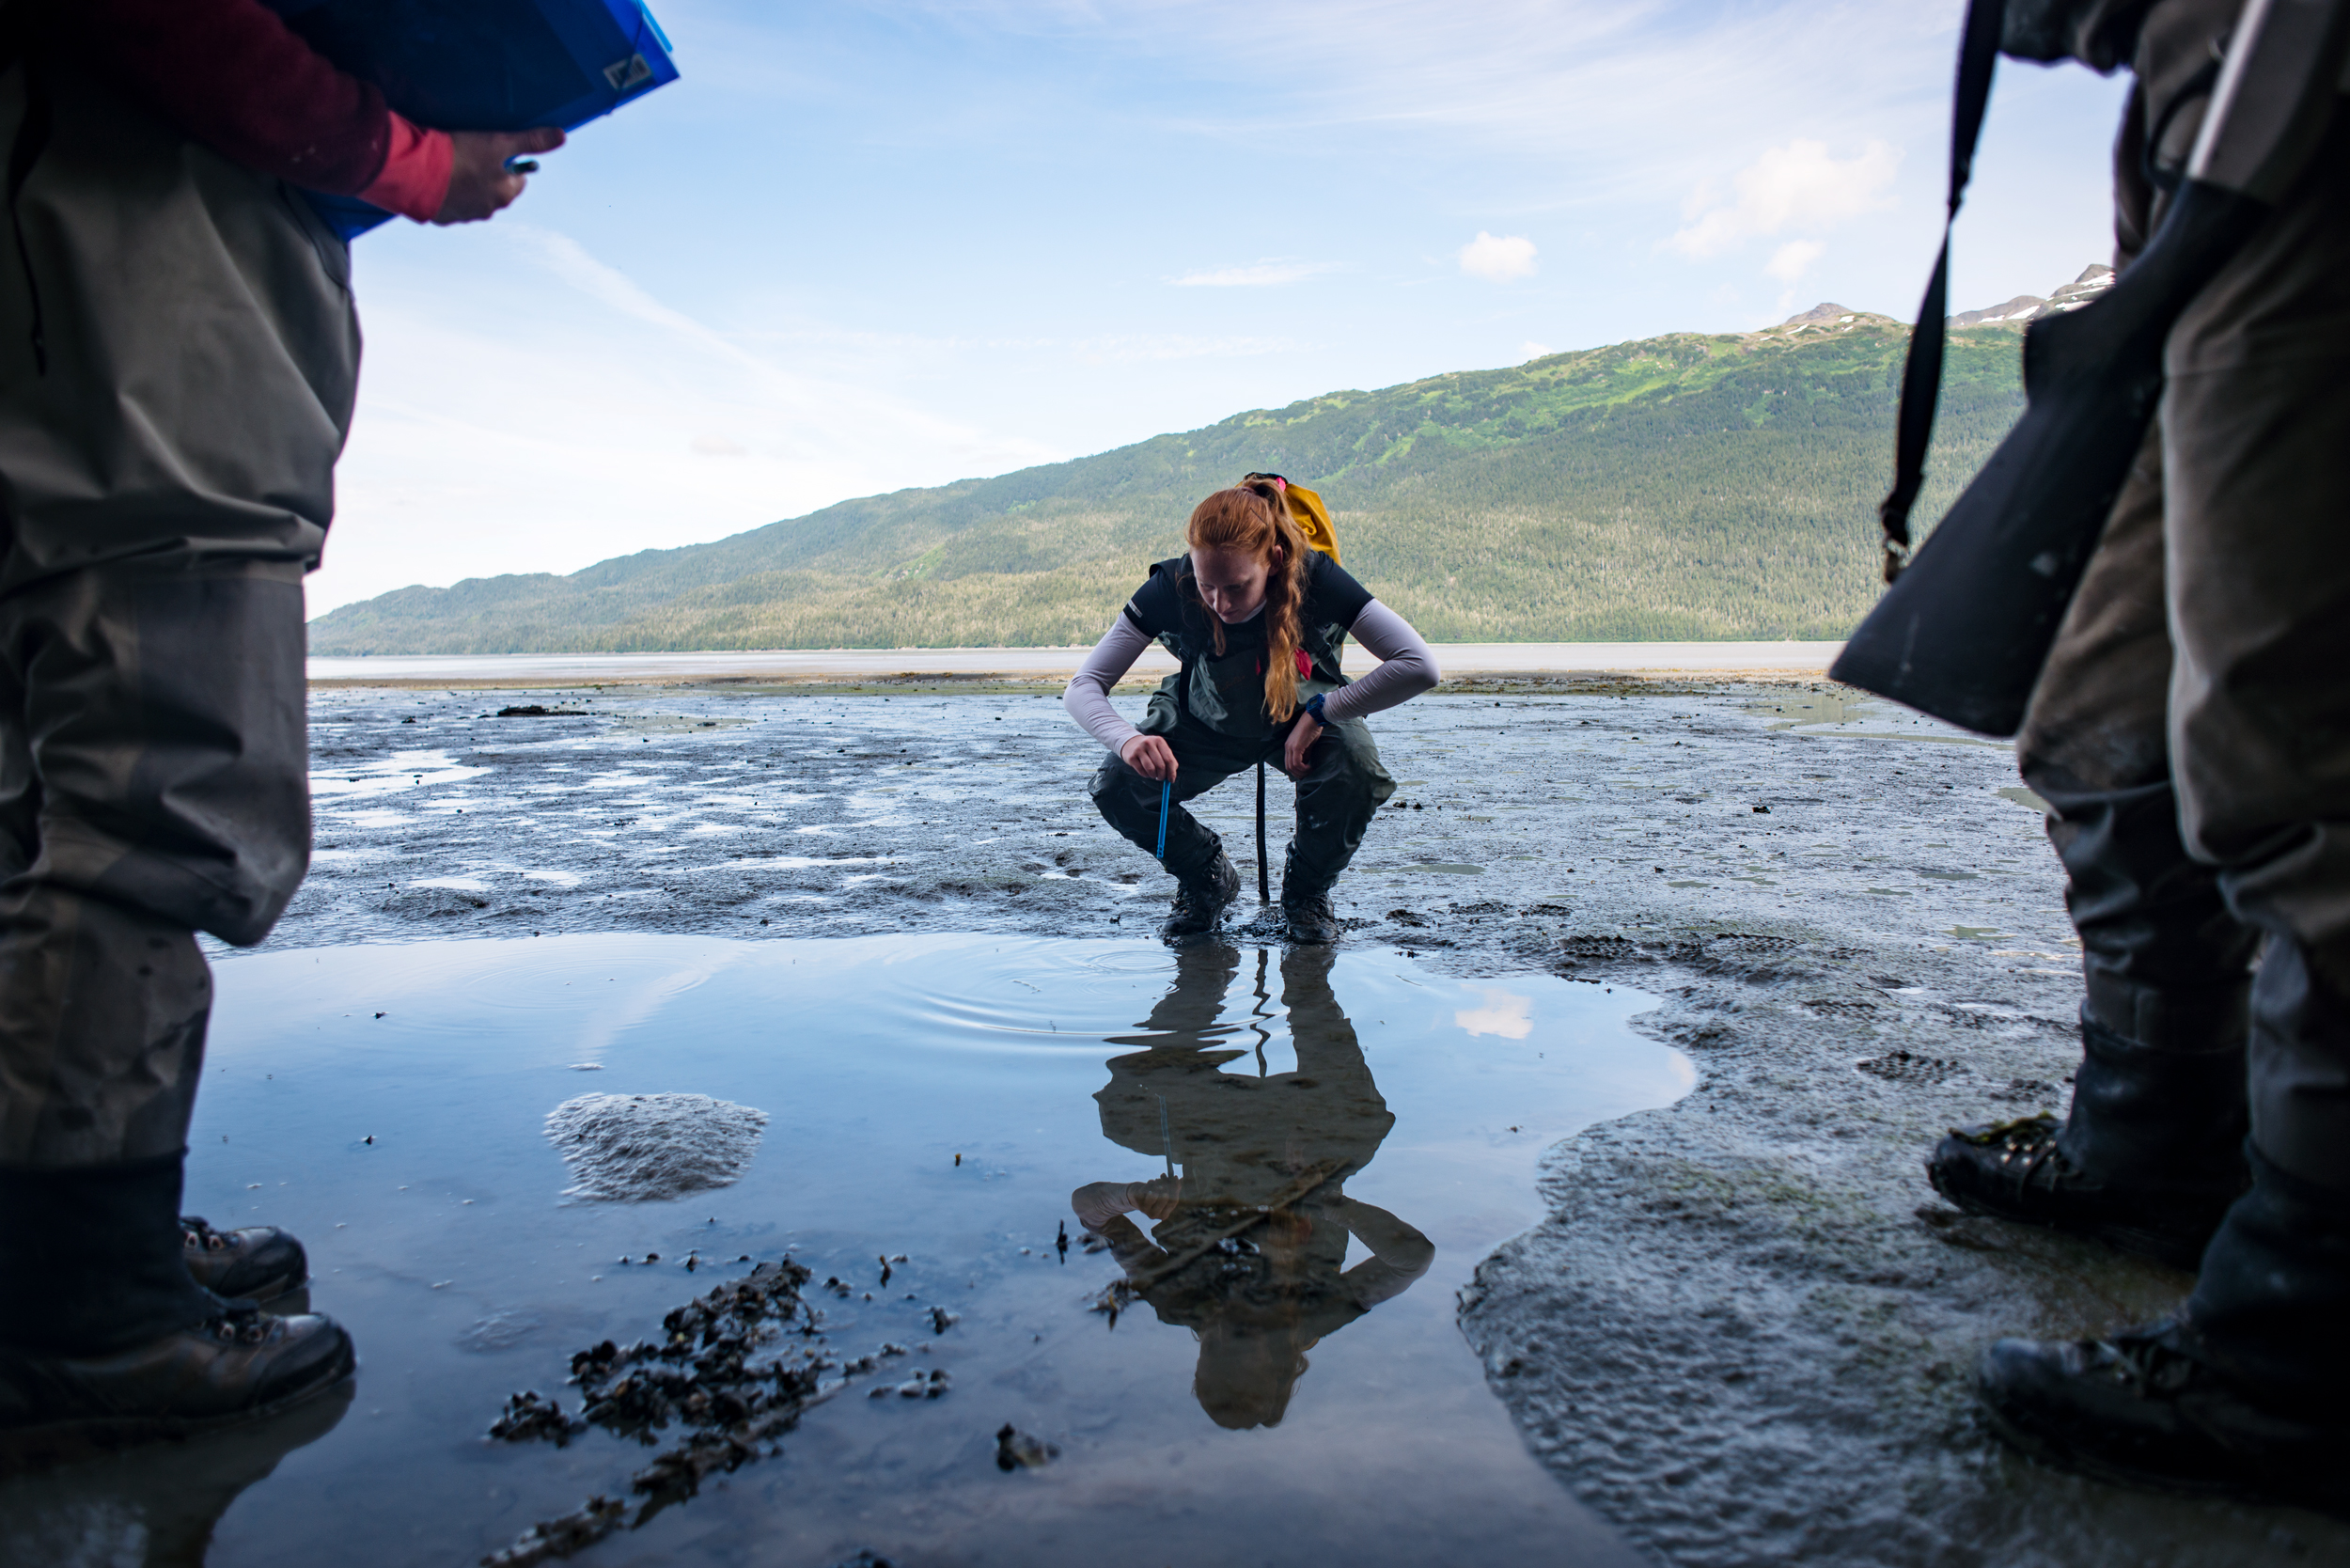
[1669,139,1900,259]
[1518,340,1555,361]
[690,434,747,456]
[1764,238,1825,283]
[1459,230,1537,282]
[938,1,1944,204]
[1170,258,1336,287]
[1455,987,1535,1039]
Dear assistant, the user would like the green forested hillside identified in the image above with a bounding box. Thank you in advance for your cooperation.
[309,311,2028,652]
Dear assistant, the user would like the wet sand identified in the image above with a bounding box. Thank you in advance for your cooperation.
[221,680,2350,1565]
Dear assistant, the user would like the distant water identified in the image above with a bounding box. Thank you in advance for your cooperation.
[307,641,1844,683]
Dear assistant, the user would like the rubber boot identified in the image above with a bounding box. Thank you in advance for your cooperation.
[1278,844,1340,946]
[2184,1148,2350,1400]
[0,1152,218,1356]
[2184,937,2350,1394]
[1974,1310,2350,1517]
[1973,1150,2350,1518]
[1928,1011,2248,1270]
[1972,938,2350,1516]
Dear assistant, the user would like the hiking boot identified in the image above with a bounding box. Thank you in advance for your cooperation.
[2,1153,222,1360]
[0,1306,356,1467]
[1975,1321,2350,1518]
[1925,1011,2248,1272]
[1163,850,1240,940]
[1926,1113,2238,1272]
[1281,888,1340,946]
[1277,844,1341,945]
[182,1217,307,1304]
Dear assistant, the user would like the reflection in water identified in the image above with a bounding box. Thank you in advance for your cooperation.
[0,1377,350,1566]
[55,934,1684,1566]
[1072,944,1434,1430]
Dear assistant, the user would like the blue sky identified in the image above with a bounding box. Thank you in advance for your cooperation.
[315,0,2132,617]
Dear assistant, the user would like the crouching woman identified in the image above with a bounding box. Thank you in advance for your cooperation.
[1062,477,1439,942]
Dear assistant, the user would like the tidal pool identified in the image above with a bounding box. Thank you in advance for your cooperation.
[19,934,1687,1567]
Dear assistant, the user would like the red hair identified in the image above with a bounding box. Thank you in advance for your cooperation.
[1186,479,1310,720]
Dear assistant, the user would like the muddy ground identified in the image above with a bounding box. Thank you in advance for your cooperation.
[269,676,2347,1568]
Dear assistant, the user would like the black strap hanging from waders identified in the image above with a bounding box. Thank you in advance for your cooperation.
[1876,0,2005,583]
[1838,0,2350,735]
[1256,761,1269,905]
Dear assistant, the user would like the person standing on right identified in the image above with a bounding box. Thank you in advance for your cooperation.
[1919,0,2350,1512]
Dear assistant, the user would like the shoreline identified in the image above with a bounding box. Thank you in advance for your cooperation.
[306,640,1845,689]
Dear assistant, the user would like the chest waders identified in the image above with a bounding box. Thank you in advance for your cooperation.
[1145,627,1343,900]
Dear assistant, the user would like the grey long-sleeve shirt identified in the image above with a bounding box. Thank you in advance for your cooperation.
[1061,599,1438,756]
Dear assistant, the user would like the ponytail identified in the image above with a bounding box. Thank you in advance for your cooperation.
[1184,479,1311,720]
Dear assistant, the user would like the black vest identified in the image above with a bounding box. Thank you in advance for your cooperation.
[1136,556,1351,740]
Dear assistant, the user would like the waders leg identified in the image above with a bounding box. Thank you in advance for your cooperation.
[1256,761,1270,905]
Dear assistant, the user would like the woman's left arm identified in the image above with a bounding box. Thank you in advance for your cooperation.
[1319,602,1439,722]
[1283,600,1437,773]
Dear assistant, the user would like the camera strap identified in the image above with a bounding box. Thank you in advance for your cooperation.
[1875,0,2005,583]
[1877,0,2350,587]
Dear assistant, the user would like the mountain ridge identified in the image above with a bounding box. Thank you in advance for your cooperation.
[310,277,2078,653]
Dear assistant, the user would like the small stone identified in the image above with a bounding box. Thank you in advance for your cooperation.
[995,1423,1058,1471]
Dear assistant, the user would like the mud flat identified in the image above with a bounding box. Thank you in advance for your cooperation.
[248,680,2346,1567]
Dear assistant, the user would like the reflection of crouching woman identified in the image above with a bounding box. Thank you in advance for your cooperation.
[1063,478,1438,942]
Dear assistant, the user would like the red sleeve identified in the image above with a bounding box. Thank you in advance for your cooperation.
[49,0,399,196]
[357,114,455,223]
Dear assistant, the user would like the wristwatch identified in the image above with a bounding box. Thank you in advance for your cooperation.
[1303,693,1328,726]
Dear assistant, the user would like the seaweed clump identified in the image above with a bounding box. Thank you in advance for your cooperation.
[483,1259,894,1565]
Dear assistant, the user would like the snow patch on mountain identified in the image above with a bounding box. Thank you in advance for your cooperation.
[1752,265,2117,341]
[1947,264,2114,328]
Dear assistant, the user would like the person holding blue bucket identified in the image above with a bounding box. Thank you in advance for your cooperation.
[0,0,666,1457]
[1063,477,1438,943]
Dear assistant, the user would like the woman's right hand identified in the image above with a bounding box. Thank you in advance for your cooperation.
[1120,734,1179,781]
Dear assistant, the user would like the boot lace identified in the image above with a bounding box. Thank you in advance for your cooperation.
[208,1309,277,1347]
[1957,1114,2081,1199]
[2091,1328,2202,1397]
[182,1215,233,1253]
